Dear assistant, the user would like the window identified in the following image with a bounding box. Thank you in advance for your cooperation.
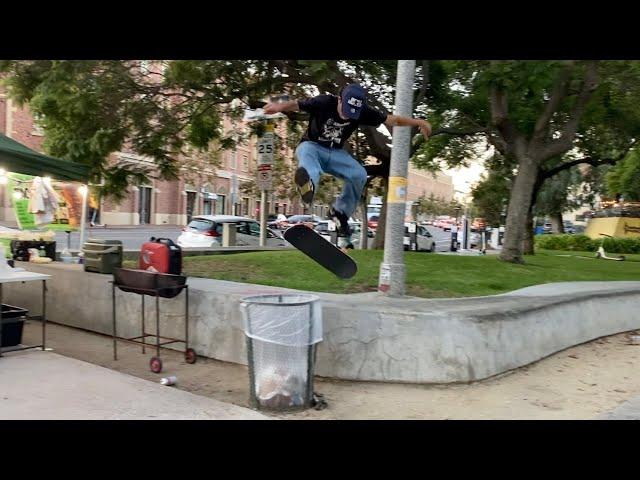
[216,195,226,214]
[242,154,249,172]
[32,112,45,136]
[229,151,237,170]
[248,221,260,236]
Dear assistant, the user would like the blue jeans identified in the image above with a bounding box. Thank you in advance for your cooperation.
[295,141,367,218]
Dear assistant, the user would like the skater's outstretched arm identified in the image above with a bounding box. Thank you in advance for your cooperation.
[385,114,432,139]
[263,100,300,114]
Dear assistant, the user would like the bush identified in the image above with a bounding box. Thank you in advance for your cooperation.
[535,233,640,253]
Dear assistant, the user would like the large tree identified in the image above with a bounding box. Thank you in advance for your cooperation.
[413,60,640,263]
[607,149,640,201]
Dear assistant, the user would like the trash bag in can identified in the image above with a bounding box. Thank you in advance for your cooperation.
[240,294,322,411]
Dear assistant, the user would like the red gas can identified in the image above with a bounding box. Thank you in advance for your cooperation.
[139,238,182,275]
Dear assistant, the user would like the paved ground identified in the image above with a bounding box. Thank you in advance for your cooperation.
[0,349,268,420]
[599,395,640,419]
[20,320,640,420]
[55,225,183,251]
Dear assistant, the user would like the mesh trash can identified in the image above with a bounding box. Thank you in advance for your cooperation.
[240,294,322,411]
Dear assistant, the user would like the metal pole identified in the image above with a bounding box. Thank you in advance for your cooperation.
[155,293,160,358]
[79,185,88,251]
[259,190,267,247]
[42,280,46,350]
[141,294,146,354]
[378,60,416,296]
[184,285,189,352]
[0,283,3,358]
[258,120,274,247]
[112,282,117,361]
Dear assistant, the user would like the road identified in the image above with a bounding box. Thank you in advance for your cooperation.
[55,225,183,251]
[52,224,455,252]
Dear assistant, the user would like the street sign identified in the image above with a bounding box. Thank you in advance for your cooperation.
[257,134,274,165]
[257,164,272,190]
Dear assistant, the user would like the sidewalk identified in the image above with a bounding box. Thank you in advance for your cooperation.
[20,321,640,419]
[0,349,269,420]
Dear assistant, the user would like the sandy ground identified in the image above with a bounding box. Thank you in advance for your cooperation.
[20,321,640,420]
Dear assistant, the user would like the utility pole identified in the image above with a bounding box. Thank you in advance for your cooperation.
[257,121,274,247]
[378,60,415,296]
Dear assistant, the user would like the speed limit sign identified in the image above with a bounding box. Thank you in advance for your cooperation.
[257,136,274,165]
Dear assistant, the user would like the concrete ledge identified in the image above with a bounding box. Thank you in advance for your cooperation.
[5,262,640,384]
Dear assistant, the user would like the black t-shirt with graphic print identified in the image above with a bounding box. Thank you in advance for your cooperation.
[297,95,387,149]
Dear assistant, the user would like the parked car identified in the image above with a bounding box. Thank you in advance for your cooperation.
[368,215,380,231]
[177,215,285,248]
[404,223,436,252]
[267,213,288,230]
[563,221,576,234]
[281,214,323,230]
[472,217,487,230]
[543,222,553,234]
[469,231,480,247]
[315,220,365,248]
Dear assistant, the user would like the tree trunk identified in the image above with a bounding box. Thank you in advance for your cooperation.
[499,157,540,264]
[522,207,535,255]
[373,178,388,250]
[551,212,564,233]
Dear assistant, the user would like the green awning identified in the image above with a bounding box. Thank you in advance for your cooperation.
[0,133,90,183]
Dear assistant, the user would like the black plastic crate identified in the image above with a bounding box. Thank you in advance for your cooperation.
[10,240,56,261]
[1,304,28,319]
[1,318,25,347]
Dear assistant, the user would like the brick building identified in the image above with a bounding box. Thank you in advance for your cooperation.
[1,77,453,226]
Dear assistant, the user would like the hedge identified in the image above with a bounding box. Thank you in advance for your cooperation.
[534,234,640,254]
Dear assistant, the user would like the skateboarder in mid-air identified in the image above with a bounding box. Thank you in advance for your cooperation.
[263,83,432,246]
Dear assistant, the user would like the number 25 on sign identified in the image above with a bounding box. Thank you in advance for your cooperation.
[257,138,274,165]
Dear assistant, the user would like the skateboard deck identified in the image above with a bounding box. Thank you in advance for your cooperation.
[284,224,358,279]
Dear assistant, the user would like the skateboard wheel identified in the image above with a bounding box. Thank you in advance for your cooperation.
[185,348,197,364]
[150,356,163,373]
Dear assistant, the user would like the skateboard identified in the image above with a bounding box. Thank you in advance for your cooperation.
[284,224,358,279]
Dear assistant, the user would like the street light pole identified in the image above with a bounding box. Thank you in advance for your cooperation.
[378,60,415,296]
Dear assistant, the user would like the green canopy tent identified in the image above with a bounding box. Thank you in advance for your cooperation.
[0,133,92,249]
[0,133,90,182]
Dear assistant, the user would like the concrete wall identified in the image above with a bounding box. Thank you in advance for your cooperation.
[5,262,640,384]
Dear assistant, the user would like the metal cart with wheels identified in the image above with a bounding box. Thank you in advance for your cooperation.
[111,268,196,374]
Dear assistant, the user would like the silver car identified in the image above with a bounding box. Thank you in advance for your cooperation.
[404,224,436,252]
[177,215,286,248]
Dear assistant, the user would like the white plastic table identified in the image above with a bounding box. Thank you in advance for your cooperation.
[0,270,50,357]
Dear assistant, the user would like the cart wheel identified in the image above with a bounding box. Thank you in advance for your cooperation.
[185,348,197,364]
[150,356,163,373]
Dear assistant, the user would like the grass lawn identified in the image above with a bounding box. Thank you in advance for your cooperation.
[137,248,640,298]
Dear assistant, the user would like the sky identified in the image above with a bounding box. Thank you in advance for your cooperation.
[444,159,486,194]
[376,124,489,198]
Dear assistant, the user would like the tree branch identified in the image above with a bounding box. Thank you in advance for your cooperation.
[532,61,575,141]
[542,61,600,159]
[431,127,488,137]
[489,84,527,158]
[414,60,429,107]
[541,156,616,180]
